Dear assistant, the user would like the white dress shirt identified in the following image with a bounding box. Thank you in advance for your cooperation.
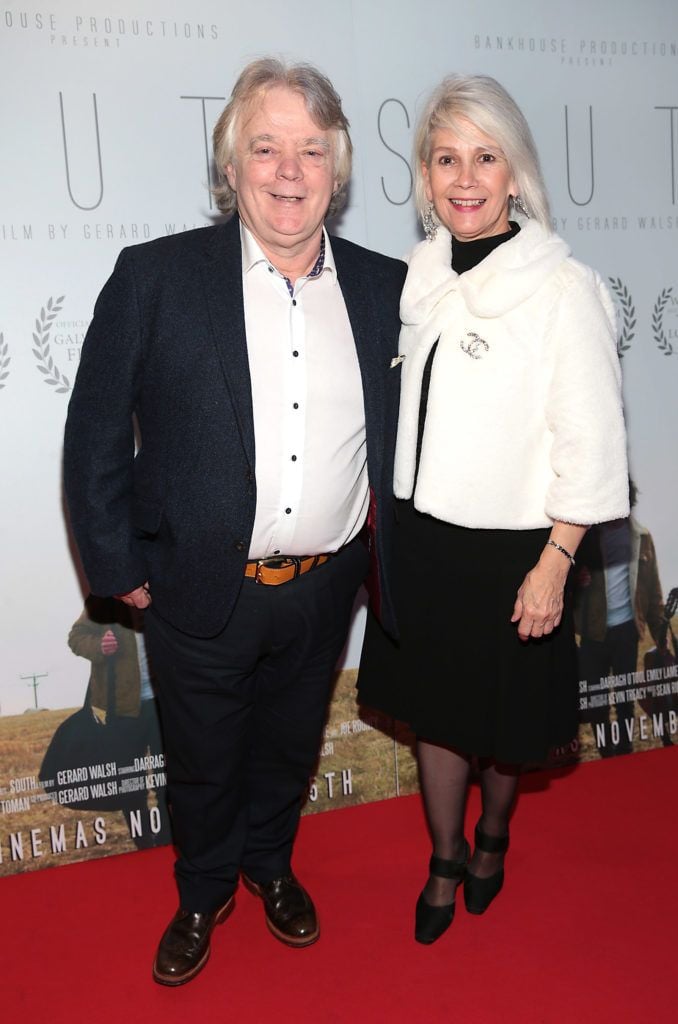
[241,224,368,559]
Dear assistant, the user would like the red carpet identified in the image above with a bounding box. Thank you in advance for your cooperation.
[5,747,676,1023]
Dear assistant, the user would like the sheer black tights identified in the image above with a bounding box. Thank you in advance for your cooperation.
[417,740,519,906]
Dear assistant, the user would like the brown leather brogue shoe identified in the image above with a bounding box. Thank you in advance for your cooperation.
[243,873,319,947]
[152,895,234,986]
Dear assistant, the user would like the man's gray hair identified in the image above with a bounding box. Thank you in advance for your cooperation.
[213,58,352,218]
[413,74,551,230]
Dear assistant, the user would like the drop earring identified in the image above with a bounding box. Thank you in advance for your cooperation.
[512,194,529,218]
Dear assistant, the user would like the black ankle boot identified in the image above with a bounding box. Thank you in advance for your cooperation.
[463,824,509,915]
[415,840,470,944]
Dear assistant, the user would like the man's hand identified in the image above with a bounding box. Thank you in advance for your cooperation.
[115,583,151,609]
[100,629,119,655]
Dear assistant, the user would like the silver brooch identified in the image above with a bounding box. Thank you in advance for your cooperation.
[460,331,489,360]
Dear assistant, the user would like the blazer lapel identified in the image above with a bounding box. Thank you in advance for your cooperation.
[333,240,385,455]
[333,237,392,622]
[199,216,255,469]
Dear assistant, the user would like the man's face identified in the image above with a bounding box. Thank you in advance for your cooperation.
[226,86,338,259]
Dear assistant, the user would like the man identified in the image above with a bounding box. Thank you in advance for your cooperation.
[64,59,405,986]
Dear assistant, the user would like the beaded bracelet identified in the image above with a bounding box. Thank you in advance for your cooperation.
[546,539,575,566]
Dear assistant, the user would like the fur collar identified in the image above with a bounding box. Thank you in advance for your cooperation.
[400,220,571,327]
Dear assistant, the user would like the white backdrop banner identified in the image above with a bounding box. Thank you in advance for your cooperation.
[1,0,677,871]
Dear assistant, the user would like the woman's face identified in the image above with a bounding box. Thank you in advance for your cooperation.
[422,119,517,242]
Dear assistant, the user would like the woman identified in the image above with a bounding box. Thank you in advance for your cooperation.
[358,74,629,944]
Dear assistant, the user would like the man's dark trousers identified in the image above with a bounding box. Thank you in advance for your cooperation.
[144,539,368,912]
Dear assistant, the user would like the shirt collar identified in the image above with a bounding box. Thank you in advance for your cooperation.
[240,221,337,286]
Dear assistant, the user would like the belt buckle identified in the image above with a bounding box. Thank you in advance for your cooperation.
[254,556,298,584]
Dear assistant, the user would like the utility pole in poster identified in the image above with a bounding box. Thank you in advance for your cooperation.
[21,673,48,710]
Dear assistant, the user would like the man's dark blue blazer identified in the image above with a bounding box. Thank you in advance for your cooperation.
[64,215,406,639]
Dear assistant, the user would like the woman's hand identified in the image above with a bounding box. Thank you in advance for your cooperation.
[511,561,567,640]
[512,522,587,640]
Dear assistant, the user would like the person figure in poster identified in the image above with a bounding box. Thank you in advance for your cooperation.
[574,481,668,755]
[68,596,171,847]
[63,58,405,985]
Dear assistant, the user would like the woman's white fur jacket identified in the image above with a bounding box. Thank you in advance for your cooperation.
[393,220,629,528]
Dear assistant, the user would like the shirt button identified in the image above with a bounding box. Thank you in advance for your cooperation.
[293,402,299,409]
[292,299,297,307]
[291,455,297,462]
[274,549,281,555]
[292,350,299,358]
[268,266,274,273]
[285,507,292,515]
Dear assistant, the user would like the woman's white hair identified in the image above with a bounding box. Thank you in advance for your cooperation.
[212,58,352,218]
[413,73,551,230]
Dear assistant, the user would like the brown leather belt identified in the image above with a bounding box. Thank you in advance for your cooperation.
[244,554,331,586]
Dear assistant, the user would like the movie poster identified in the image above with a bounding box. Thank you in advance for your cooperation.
[2,0,677,877]
[0,657,418,875]
[306,669,419,816]
[553,542,678,765]
[0,597,171,874]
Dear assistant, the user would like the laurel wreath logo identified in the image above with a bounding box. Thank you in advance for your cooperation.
[32,296,71,393]
[608,277,636,358]
[652,287,674,357]
[0,333,9,390]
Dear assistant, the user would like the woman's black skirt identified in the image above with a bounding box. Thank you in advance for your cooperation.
[358,500,579,764]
